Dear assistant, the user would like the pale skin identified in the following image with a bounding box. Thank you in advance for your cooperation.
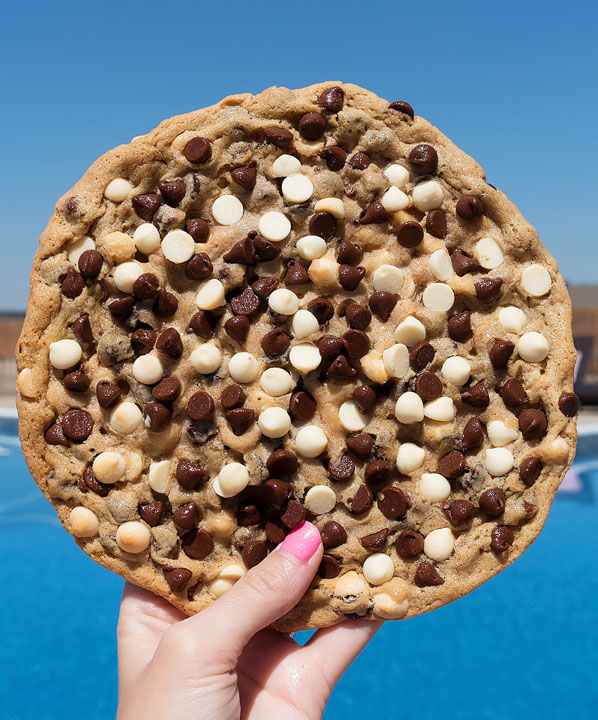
[117,528,382,720]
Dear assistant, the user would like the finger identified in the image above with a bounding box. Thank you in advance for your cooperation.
[117,581,186,694]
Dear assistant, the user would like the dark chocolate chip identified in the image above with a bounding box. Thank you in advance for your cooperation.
[231,165,257,190]
[491,525,514,553]
[309,211,337,239]
[438,450,466,478]
[266,449,297,476]
[264,126,293,147]
[456,196,484,220]
[342,329,370,358]
[63,371,89,393]
[163,568,192,592]
[187,310,217,337]
[425,209,447,238]
[262,478,292,508]
[237,502,262,527]
[489,339,515,369]
[281,499,306,528]
[231,287,261,317]
[389,100,414,118]
[408,144,438,175]
[152,376,181,404]
[479,488,506,517]
[346,433,373,459]
[520,456,542,487]
[182,528,213,559]
[225,408,255,435]
[186,391,214,421]
[410,342,435,371]
[518,408,547,440]
[172,502,199,531]
[251,276,279,300]
[241,540,268,568]
[460,417,484,451]
[359,201,387,224]
[78,250,103,279]
[307,297,334,324]
[559,392,580,417]
[72,314,93,343]
[96,380,122,408]
[131,328,156,355]
[365,459,390,485]
[299,112,327,140]
[318,554,341,578]
[347,484,374,514]
[415,561,444,587]
[289,391,316,420]
[175,459,208,491]
[348,152,371,170]
[377,486,407,519]
[158,179,186,206]
[45,421,69,446]
[320,520,347,548]
[225,315,250,343]
[319,145,346,171]
[318,335,344,359]
[109,297,135,319]
[139,500,163,527]
[156,328,183,358]
[461,382,489,408]
[250,234,279,262]
[221,384,246,410]
[397,221,424,248]
[285,259,309,285]
[339,264,365,291]
[79,466,110,496]
[337,241,363,265]
[327,355,357,380]
[353,385,377,412]
[328,454,355,481]
[153,289,178,317]
[62,268,85,298]
[186,217,210,242]
[185,253,213,280]
[133,272,160,300]
[265,519,287,544]
[444,499,474,525]
[261,328,290,356]
[369,291,396,321]
[345,303,371,330]
[415,371,442,401]
[183,137,212,164]
[61,409,93,441]
[361,529,388,551]
[452,250,478,276]
[144,402,171,431]
[448,311,472,342]
[224,237,256,265]
[475,277,503,302]
[395,529,424,558]
[132,194,161,221]
[317,86,344,112]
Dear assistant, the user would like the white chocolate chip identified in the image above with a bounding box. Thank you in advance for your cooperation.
[214,462,250,498]
[381,186,409,212]
[209,564,246,597]
[219,564,246,581]
[384,163,410,188]
[313,197,345,218]
[338,400,367,432]
[260,368,293,396]
[395,392,424,423]
[228,352,259,383]
[424,397,456,422]
[93,451,126,483]
[292,309,320,339]
[424,527,454,561]
[394,316,426,346]
[521,264,552,297]
[70,506,100,538]
[289,343,321,372]
[268,288,299,315]
[271,154,301,177]
[441,356,471,386]
[549,437,569,462]
[148,460,171,494]
[282,174,314,203]
[304,485,337,515]
[485,447,515,476]
[487,420,519,447]
[363,553,394,586]
[498,306,526,334]
[17,368,36,398]
[66,236,95,264]
[396,443,425,474]
[308,253,339,286]
[518,332,550,362]
[133,223,161,254]
[475,237,504,269]
[212,195,244,225]
[258,211,291,241]
[113,261,143,293]
[126,452,143,482]
[196,278,225,310]
[372,592,409,619]
[422,283,454,311]
[161,230,195,263]
[110,402,143,435]
[132,355,164,385]
[429,249,452,281]
[296,235,327,260]
[295,425,328,457]
[373,265,403,293]
[104,178,132,202]
[382,343,409,379]
[334,571,368,599]
[116,521,151,553]
[420,473,451,501]
[190,344,222,374]
[257,407,292,438]
[49,339,82,370]
[412,180,444,211]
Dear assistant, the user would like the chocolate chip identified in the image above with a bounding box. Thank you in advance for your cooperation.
[444,499,474,525]
[397,221,424,248]
[186,217,210,242]
[318,335,344,359]
[345,303,371,330]
[72,314,93,343]
[415,561,444,587]
[63,371,89,393]
[475,277,503,302]
[61,409,93,441]
[415,372,442,401]
[346,433,373,459]
[182,528,213,559]
[187,310,217,338]
[253,235,280,262]
[353,385,377,412]
[183,137,212,164]
[186,391,214,421]
[225,408,255,435]
[359,201,387,224]
[237,502,262,526]
[320,520,347,549]
[395,529,424,558]
[327,355,357,380]
[131,328,156,355]
[175,459,208,491]
[261,328,290,356]
[265,519,286,544]
[425,209,448,238]
[144,402,171,431]
[489,339,515,369]
[309,211,337,239]
[389,100,414,118]
[231,164,257,190]
[156,328,183,358]
[231,287,261,317]
[285,259,309,285]
[158,179,186,206]
[307,297,334,324]
[456,196,484,220]
[264,126,293,147]
[438,450,466,478]
[153,289,178,317]
[451,250,478,276]
[172,502,199,531]
[267,449,297,476]
[377,486,407,519]
[318,555,341,578]
[317,86,344,112]
[518,408,547,440]
[361,529,388,551]
[342,329,370,359]
[221,384,246,410]
[62,268,85,298]
[45,421,69,446]
[289,391,316,420]
[132,272,159,300]
[460,417,484,451]
[408,144,438,175]
[410,342,435,371]
[152,376,181,404]
[319,145,346,170]
[96,380,122,409]
[559,392,580,417]
[339,264,365,291]
[78,250,103,279]
[163,567,192,592]
[241,540,268,568]
[281,499,305,528]
[369,291,396,321]
[251,276,279,300]
[225,315,250,343]
[447,311,472,342]
[491,525,515,553]
[461,382,489,408]
[337,241,363,265]
[109,296,135,319]
[348,152,371,170]
[185,253,213,280]
[132,193,161,221]
[263,478,292,508]
[82,466,111,496]
[299,112,327,140]
[479,488,505,517]
[224,237,256,265]
[365,459,390,485]
[347,484,374,514]
[328,454,355,481]
[139,500,163,527]
[520,456,542,487]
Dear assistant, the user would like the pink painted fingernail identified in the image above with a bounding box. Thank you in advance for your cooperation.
[281,521,321,561]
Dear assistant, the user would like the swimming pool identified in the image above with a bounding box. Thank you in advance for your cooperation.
[1,412,597,719]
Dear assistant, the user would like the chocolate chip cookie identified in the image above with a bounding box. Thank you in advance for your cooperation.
[16,82,579,630]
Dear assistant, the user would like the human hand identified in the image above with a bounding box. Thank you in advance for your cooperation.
[116,520,382,720]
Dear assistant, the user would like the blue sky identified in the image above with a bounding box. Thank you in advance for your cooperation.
[1,0,596,311]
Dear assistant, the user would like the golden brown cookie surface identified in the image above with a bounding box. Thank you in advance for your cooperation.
[16,82,579,630]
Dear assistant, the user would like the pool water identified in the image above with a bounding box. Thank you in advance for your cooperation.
[1,414,597,719]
